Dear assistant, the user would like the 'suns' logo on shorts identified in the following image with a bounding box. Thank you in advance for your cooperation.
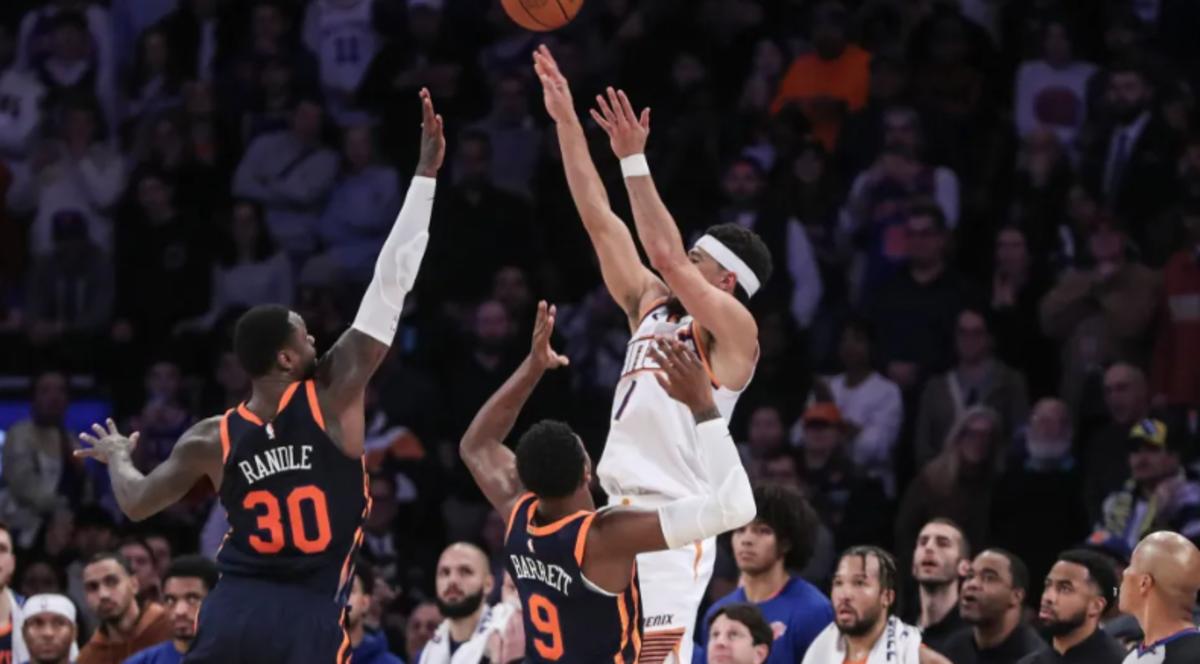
[645,614,674,628]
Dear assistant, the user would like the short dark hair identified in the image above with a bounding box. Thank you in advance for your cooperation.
[749,483,819,571]
[163,555,219,592]
[840,546,899,604]
[702,223,774,301]
[982,548,1029,593]
[85,551,134,577]
[515,420,586,499]
[220,200,276,266]
[708,603,773,654]
[906,201,947,231]
[234,305,294,377]
[925,517,971,559]
[1057,549,1119,611]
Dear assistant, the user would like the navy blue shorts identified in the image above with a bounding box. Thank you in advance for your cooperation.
[183,575,349,664]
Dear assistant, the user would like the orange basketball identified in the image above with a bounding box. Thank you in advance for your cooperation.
[500,0,583,32]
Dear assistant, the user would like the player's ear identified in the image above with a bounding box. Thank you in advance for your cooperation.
[484,572,495,596]
[956,558,971,579]
[753,643,769,664]
[128,571,140,595]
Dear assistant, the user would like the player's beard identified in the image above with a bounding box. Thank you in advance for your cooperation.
[1040,606,1087,637]
[300,355,318,381]
[437,589,485,619]
[837,604,884,638]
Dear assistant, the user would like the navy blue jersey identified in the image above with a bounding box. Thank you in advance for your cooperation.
[0,619,11,664]
[217,380,368,602]
[504,493,642,663]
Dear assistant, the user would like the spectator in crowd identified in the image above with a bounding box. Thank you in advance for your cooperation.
[793,403,890,549]
[78,552,171,664]
[834,50,911,179]
[1117,531,1200,660]
[0,21,46,160]
[418,543,510,664]
[801,547,950,664]
[897,406,1006,572]
[311,123,401,285]
[122,26,184,134]
[1008,128,1075,274]
[705,603,773,664]
[15,97,125,258]
[796,317,903,497]
[1013,19,1099,155]
[177,200,293,334]
[739,405,788,481]
[696,484,832,664]
[1082,61,1179,249]
[216,0,318,123]
[770,1,871,151]
[987,226,1058,399]
[233,95,339,259]
[1018,549,1126,664]
[127,359,195,485]
[465,73,539,199]
[909,519,969,655]
[31,10,117,127]
[23,211,114,364]
[867,204,977,394]
[1040,226,1161,414]
[0,371,88,548]
[0,522,25,664]
[738,38,786,116]
[1095,418,1200,550]
[1083,362,1152,520]
[124,555,219,664]
[21,594,77,664]
[405,601,442,664]
[991,398,1090,587]
[942,549,1044,664]
[1151,198,1200,409]
[914,307,1029,467]
[160,0,228,82]
[117,539,159,606]
[346,561,404,664]
[144,534,171,581]
[302,0,381,126]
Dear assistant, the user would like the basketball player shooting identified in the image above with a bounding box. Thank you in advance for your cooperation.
[74,89,446,664]
[533,45,772,663]
[460,301,756,663]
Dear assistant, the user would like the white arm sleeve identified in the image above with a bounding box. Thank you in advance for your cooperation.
[657,419,756,550]
[351,176,436,344]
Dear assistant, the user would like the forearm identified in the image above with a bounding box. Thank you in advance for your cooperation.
[656,418,755,549]
[106,450,155,521]
[622,171,687,269]
[556,120,615,224]
[461,358,545,458]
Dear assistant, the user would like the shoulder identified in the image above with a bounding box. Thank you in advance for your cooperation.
[783,577,831,606]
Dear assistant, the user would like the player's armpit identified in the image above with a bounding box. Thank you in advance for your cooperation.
[580,507,668,593]
[115,417,223,522]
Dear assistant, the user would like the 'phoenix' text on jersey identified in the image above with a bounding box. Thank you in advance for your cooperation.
[238,445,314,484]
[510,554,573,596]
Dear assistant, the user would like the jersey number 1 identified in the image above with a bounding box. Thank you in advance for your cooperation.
[528,594,563,660]
[244,486,332,554]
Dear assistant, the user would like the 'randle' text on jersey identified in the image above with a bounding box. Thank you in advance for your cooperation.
[239,445,314,484]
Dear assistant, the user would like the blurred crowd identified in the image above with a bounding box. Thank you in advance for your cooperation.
[1,0,1200,661]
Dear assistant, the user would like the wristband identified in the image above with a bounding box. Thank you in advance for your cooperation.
[620,153,650,178]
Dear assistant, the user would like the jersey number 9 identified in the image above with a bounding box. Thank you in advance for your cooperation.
[528,593,563,660]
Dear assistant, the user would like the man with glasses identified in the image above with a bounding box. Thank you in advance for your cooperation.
[941,549,1043,664]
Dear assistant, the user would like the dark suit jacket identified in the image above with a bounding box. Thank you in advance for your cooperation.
[1082,113,1179,244]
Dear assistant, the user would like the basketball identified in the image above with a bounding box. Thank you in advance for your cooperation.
[501,0,583,32]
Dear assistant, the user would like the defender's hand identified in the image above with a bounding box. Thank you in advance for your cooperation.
[76,418,140,465]
[649,338,715,416]
[590,87,650,159]
[416,87,445,177]
[530,300,569,371]
[533,45,577,125]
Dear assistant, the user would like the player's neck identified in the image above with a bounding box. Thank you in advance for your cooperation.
[917,580,959,628]
[741,563,789,603]
[1140,604,1197,647]
[843,616,889,661]
[448,605,485,643]
[246,376,296,419]
[348,621,366,649]
[0,587,10,626]
[103,601,143,642]
[1052,620,1098,655]
[974,609,1020,650]
[536,495,591,522]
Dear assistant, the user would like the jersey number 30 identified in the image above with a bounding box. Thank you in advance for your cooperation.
[529,594,564,660]
[244,486,332,554]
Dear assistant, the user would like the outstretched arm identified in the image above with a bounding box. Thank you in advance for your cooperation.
[533,46,664,323]
[315,88,445,451]
[591,89,758,369]
[461,301,570,517]
[582,339,755,592]
[76,417,223,522]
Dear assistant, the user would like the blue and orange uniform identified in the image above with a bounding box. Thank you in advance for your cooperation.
[504,493,642,664]
[0,618,11,664]
[185,380,369,664]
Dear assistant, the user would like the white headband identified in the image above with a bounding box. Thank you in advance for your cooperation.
[24,594,76,623]
[695,235,761,297]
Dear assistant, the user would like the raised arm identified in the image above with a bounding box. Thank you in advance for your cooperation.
[591,89,758,370]
[460,301,569,517]
[532,46,664,323]
[314,88,445,452]
[76,417,223,522]
[582,339,755,592]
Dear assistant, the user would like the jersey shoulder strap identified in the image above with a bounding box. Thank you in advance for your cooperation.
[504,493,537,545]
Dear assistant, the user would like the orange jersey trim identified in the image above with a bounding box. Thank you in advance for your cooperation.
[574,512,597,566]
[615,591,630,664]
[505,493,536,544]
[629,567,641,655]
[690,320,721,388]
[525,500,590,536]
[277,381,301,412]
[304,380,326,431]
[219,409,233,463]
[0,621,11,638]
[692,541,704,579]
[236,403,264,426]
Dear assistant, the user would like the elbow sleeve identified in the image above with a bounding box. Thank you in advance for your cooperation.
[656,420,756,549]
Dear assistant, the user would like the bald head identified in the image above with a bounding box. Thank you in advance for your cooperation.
[435,543,492,619]
[1120,531,1200,622]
